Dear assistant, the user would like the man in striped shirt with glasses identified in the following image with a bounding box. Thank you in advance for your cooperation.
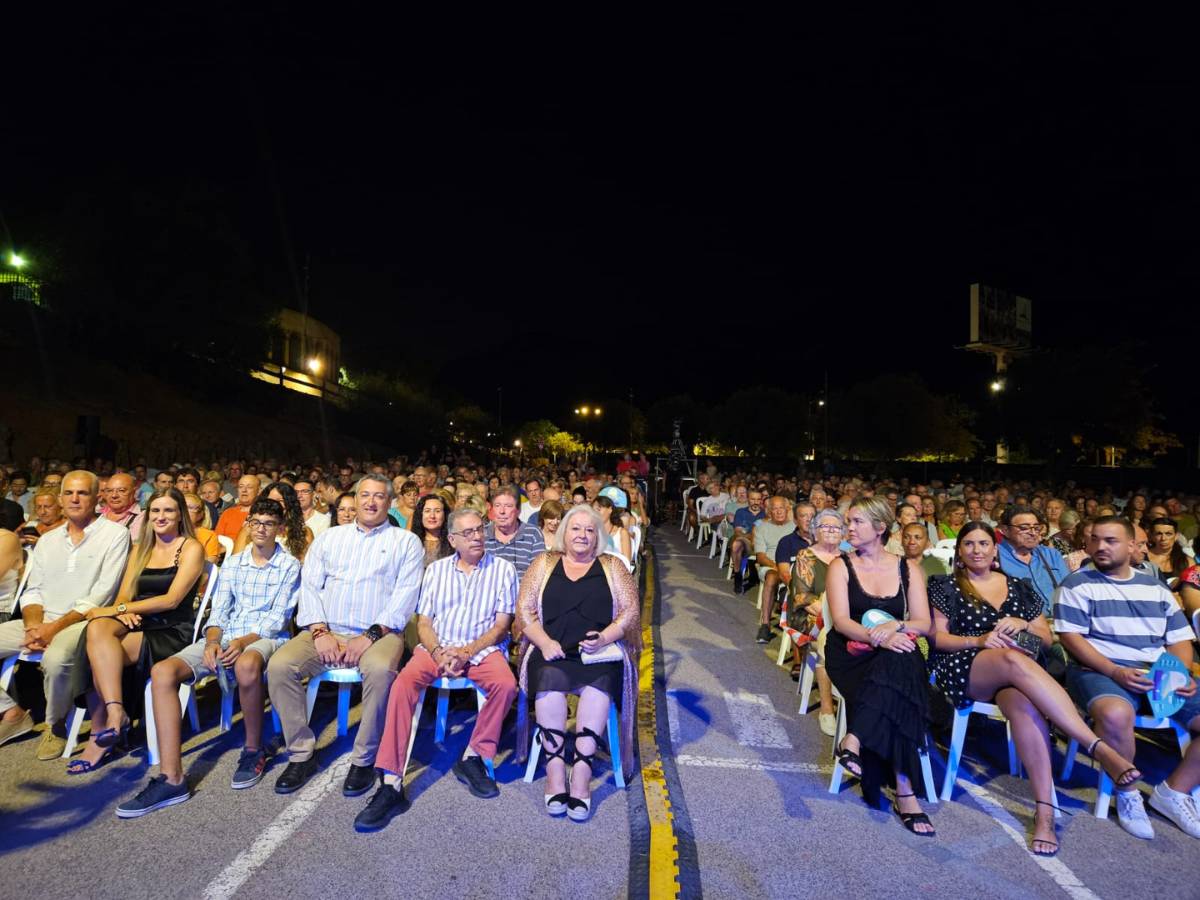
[354,508,518,832]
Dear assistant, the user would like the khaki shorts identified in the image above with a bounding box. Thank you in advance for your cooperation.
[173,637,282,683]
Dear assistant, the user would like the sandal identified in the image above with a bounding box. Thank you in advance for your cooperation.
[835,742,863,779]
[1087,738,1140,788]
[892,792,935,837]
[94,701,130,749]
[536,727,570,817]
[67,743,123,775]
[1030,800,1061,857]
[568,727,602,822]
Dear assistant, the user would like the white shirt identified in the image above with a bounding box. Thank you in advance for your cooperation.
[18,516,131,620]
[304,508,330,538]
[519,501,541,524]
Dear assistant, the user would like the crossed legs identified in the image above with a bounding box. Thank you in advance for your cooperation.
[78,617,143,767]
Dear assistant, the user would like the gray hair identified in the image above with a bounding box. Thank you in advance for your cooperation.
[355,473,394,500]
[810,508,846,543]
[446,507,483,534]
[553,504,607,561]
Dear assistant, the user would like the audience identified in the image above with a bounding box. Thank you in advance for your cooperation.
[485,487,545,581]
[103,473,145,540]
[21,488,67,548]
[411,495,453,567]
[729,489,766,594]
[215,475,261,543]
[754,496,795,644]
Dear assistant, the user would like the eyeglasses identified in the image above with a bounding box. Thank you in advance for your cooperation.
[1011,524,1045,534]
[816,524,843,531]
[452,526,487,539]
[295,488,314,495]
[247,519,281,530]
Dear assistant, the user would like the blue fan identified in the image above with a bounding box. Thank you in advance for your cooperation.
[1146,653,1192,720]
[861,609,896,629]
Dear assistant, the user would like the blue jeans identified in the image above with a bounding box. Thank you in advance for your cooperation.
[1066,664,1200,727]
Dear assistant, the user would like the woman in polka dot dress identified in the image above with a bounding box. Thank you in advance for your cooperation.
[928,522,1140,858]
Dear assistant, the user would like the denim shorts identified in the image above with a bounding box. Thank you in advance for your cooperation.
[1066,664,1200,726]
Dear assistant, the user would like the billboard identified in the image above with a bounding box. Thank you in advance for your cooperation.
[969,283,1032,349]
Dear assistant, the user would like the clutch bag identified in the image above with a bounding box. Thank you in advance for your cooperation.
[580,643,623,665]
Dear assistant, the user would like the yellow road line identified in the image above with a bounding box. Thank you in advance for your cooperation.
[638,554,681,899]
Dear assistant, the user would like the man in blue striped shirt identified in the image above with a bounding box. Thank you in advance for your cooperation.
[485,486,545,581]
[268,475,425,798]
[354,508,518,831]
[1054,516,1200,841]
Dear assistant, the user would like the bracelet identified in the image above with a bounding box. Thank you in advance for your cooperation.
[310,626,330,639]
[430,645,443,657]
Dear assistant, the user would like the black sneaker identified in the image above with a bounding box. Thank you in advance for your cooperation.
[755,624,773,644]
[354,783,410,832]
[115,775,191,818]
[343,763,376,797]
[453,754,499,799]
[231,748,268,790]
[274,757,318,794]
[732,572,744,594]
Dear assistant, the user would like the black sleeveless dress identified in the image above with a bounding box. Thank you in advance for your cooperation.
[824,552,930,800]
[69,541,199,711]
[526,558,622,699]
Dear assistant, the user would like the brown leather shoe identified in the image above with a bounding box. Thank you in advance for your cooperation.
[0,711,34,748]
[37,727,67,760]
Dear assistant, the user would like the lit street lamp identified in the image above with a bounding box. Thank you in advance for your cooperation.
[307,357,322,375]
[8,252,26,269]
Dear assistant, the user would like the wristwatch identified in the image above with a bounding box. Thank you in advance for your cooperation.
[364,624,385,643]
[117,603,128,615]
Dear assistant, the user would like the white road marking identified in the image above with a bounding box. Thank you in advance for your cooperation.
[675,753,829,774]
[722,690,793,749]
[665,690,682,747]
[202,756,351,900]
[954,774,1100,900]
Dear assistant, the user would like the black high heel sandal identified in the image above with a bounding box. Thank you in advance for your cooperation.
[892,792,935,837]
[536,727,570,817]
[1030,800,1063,857]
[834,741,863,779]
[568,727,602,822]
[94,701,130,749]
[1086,738,1140,788]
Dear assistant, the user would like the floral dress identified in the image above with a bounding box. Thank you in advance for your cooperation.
[927,574,1043,709]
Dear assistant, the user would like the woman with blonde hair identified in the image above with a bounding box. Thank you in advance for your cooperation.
[68,488,204,772]
[183,492,222,564]
[515,504,640,820]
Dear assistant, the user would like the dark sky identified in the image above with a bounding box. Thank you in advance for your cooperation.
[5,10,1195,428]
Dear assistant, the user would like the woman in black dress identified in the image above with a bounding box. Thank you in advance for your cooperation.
[69,488,204,772]
[928,521,1139,856]
[825,498,934,834]
[516,504,640,821]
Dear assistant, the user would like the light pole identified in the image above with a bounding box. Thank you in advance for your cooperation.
[574,405,602,466]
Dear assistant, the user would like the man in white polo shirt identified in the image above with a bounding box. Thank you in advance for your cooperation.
[0,471,130,758]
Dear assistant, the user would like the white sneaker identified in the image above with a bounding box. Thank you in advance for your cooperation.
[1149,782,1200,839]
[819,713,837,737]
[1115,789,1155,840]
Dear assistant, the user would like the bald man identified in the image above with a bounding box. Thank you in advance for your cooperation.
[103,473,145,541]
[215,475,261,542]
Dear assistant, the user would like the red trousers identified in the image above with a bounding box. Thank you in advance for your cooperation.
[374,647,517,775]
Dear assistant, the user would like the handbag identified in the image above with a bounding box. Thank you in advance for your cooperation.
[580,643,623,665]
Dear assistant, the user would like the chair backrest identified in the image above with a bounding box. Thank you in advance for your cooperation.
[926,546,955,567]
[629,524,642,557]
[819,592,832,637]
[192,561,219,643]
[2,559,32,617]
[604,549,634,574]
[934,538,957,553]
[216,534,235,558]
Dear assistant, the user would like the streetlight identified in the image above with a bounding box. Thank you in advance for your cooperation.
[990,379,1004,393]
[513,439,521,448]
[8,252,26,269]
[307,357,322,375]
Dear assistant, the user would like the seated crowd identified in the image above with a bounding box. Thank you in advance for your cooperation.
[1,453,1198,855]
[0,453,648,832]
[688,466,1200,850]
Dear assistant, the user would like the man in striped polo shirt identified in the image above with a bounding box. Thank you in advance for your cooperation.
[485,486,545,582]
[354,508,518,832]
[1054,516,1200,841]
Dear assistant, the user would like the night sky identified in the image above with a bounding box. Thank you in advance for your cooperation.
[5,10,1195,429]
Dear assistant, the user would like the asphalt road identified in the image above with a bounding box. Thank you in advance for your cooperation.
[0,527,1196,900]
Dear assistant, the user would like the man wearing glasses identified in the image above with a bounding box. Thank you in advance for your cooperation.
[997,505,1069,615]
[353,509,517,831]
[116,498,300,817]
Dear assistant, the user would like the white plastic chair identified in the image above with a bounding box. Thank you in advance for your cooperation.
[0,650,42,694]
[798,594,832,713]
[926,546,955,569]
[628,525,642,560]
[603,550,634,574]
[523,700,624,789]
[934,538,957,553]
[401,675,494,780]
[216,534,235,559]
[1061,715,1194,818]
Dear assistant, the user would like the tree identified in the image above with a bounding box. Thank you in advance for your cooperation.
[711,387,811,457]
[514,419,560,454]
[830,375,978,460]
[447,404,491,446]
[545,430,583,461]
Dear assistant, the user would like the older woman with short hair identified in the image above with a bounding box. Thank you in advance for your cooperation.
[515,505,640,821]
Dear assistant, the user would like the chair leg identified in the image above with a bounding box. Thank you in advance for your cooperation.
[0,656,16,693]
[797,653,816,715]
[1006,719,1019,776]
[220,684,234,733]
[828,702,847,794]
[755,583,764,610]
[920,742,938,805]
[1095,772,1113,819]
[607,703,625,788]
[1061,737,1079,781]
[776,631,792,667]
[185,685,200,733]
[435,688,451,744]
[145,680,160,767]
[336,683,351,737]
[63,707,85,758]
[523,726,542,783]
[709,532,718,559]
[304,676,322,723]
[402,688,427,780]
[941,706,970,801]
